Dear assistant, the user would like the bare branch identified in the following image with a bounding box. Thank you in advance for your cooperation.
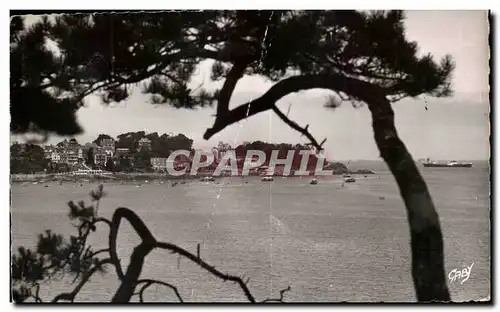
[109,207,159,303]
[108,208,156,281]
[84,248,110,260]
[134,279,184,303]
[203,73,384,141]
[272,105,326,151]
[154,241,256,303]
[261,286,291,303]
[110,208,156,245]
[216,62,248,116]
[109,206,257,303]
[286,102,292,117]
[30,283,43,303]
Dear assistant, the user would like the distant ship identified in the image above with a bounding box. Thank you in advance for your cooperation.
[422,159,472,168]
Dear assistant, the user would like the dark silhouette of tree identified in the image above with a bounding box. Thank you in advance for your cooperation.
[156,133,173,156]
[145,132,160,143]
[165,133,194,153]
[86,148,94,167]
[113,131,193,159]
[93,134,114,146]
[46,161,70,174]
[10,143,48,174]
[116,131,146,152]
[10,16,82,138]
[132,150,153,172]
[10,11,454,302]
[145,132,161,155]
[10,142,23,158]
[105,158,114,172]
[117,156,132,172]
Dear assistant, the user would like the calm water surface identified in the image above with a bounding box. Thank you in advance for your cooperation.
[11,161,490,302]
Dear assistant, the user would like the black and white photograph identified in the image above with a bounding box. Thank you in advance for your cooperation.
[9,9,491,303]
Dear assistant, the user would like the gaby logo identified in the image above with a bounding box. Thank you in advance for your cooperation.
[164,149,333,176]
[448,263,474,284]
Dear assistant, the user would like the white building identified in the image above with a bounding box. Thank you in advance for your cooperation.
[50,151,61,163]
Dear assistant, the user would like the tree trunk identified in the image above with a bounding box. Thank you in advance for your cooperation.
[112,243,153,303]
[366,97,450,302]
[110,208,157,303]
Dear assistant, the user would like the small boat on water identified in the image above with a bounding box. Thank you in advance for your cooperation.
[261,176,274,182]
[343,175,356,183]
[310,178,318,185]
[201,176,215,182]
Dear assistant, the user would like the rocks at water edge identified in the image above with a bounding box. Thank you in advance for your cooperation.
[322,162,375,175]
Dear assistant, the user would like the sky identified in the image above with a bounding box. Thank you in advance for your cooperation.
[15,11,490,160]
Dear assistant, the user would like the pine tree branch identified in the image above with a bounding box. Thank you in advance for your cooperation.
[51,258,112,303]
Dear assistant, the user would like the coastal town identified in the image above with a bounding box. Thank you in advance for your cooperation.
[10,132,372,178]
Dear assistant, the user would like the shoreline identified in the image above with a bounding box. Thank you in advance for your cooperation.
[10,169,375,183]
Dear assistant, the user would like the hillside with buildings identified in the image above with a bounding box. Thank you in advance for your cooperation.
[10,133,373,176]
